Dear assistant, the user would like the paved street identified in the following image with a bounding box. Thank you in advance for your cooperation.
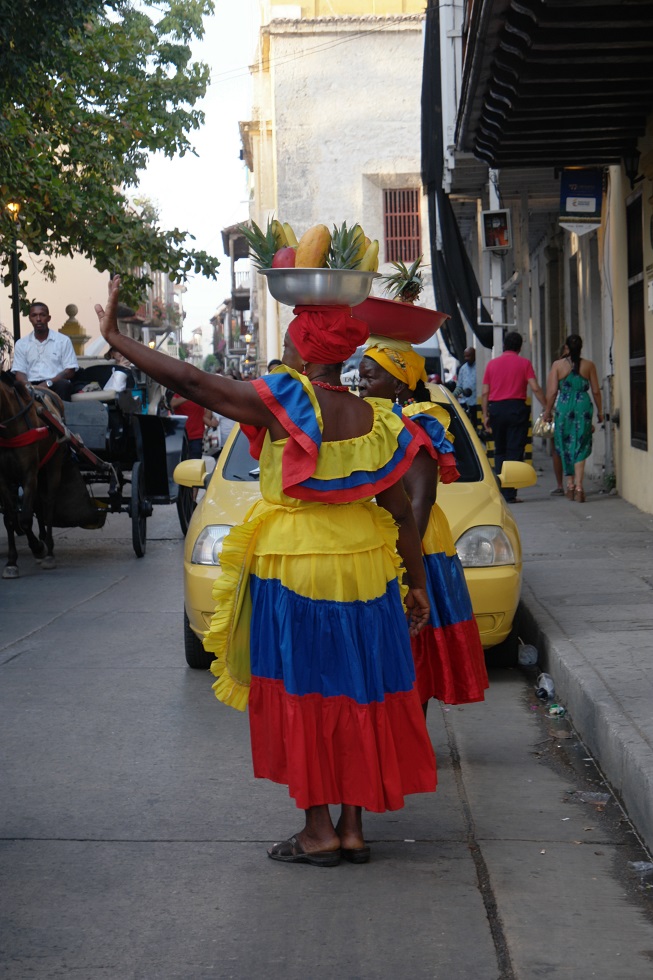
[2,500,653,979]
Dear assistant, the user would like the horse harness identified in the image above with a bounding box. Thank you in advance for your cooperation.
[0,385,62,469]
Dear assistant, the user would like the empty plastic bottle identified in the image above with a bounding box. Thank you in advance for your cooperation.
[535,673,555,701]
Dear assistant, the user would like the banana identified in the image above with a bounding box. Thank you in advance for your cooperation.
[270,219,287,249]
[351,224,367,265]
[359,239,379,272]
[282,222,299,247]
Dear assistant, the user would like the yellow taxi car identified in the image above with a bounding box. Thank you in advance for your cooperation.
[174,385,536,670]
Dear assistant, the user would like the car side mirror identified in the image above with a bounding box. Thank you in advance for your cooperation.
[498,461,537,490]
[174,458,206,488]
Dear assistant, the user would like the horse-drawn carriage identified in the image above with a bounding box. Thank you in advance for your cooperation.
[0,357,194,577]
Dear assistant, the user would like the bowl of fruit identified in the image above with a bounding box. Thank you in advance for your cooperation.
[240,218,380,307]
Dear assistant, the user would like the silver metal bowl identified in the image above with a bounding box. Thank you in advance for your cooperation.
[258,268,380,307]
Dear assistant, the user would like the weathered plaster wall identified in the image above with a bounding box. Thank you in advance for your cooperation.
[250,13,433,358]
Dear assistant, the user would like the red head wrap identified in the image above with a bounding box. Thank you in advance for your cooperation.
[287,305,370,364]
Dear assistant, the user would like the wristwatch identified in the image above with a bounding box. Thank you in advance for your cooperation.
[46,380,53,388]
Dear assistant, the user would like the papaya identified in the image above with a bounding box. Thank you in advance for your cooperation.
[295,224,332,268]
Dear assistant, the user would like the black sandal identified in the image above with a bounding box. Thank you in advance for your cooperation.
[341,845,371,864]
[267,836,341,867]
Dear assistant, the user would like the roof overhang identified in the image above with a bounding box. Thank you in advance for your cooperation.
[456,0,653,169]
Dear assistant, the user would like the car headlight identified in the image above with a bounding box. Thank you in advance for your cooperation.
[190,525,233,565]
[455,525,515,567]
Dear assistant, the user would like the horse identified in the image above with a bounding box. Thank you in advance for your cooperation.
[0,372,66,578]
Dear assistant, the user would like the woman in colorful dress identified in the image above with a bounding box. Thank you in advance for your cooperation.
[544,334,603,503]
[358,336,489,711]
[97,280,437,867]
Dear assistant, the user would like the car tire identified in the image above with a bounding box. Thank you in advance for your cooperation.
[484,625,519,668]
[184,610,215,670]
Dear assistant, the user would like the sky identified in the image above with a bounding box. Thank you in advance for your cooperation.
[136,0,259,342]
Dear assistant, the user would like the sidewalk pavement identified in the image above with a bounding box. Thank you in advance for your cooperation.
[510,445,653,854]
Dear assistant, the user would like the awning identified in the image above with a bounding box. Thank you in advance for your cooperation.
[457,0,653,169]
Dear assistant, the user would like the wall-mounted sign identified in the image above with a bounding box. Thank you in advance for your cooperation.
[481,209,512,251]
[560,169,603,235]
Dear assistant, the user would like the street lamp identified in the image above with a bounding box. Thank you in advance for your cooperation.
[6,201,21,344]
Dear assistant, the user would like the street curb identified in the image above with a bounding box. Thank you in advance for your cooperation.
[517,583,653,855]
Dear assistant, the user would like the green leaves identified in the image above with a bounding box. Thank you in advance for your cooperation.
[0,0,219,310]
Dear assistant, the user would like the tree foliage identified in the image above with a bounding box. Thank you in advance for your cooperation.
[0,0,219,308]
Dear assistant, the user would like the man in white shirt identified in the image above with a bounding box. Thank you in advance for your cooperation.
[457,346,478,427]
[12,302,79,400]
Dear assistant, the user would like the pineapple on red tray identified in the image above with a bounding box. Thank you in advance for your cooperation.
[381,256,424,304]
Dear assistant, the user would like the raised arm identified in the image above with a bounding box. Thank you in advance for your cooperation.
[95,277,275,429]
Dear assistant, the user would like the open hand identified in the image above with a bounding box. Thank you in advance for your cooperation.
[404,587,430,637]
[94,276,123,346]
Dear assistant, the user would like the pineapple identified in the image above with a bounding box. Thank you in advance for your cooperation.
[327,221,365,270]
[381,256,424,303]
[238,218,279,269]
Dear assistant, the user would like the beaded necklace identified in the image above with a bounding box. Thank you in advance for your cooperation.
[311,379,350,393]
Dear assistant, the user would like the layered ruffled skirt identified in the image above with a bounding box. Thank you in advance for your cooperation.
[205,498,437,812]
[412,503,489,705]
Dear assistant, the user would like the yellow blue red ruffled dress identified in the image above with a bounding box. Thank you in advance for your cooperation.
[203,368,437,813]
[403,402,489,705]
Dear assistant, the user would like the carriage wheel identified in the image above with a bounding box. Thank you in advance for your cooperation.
[131,461,147,558]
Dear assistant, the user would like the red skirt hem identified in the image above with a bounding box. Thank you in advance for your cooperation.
[249,677,437,812]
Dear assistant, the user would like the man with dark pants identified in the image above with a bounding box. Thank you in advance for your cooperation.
[481,331,545,502]
[12,302,78,401]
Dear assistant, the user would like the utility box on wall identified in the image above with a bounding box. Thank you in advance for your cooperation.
[481,209,512,251]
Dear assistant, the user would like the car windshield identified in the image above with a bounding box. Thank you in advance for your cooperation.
[435,401,483,483]
[221,397,483,484]
[222,429,260,481]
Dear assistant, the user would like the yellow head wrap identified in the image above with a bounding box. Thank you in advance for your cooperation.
[363,334,427,391]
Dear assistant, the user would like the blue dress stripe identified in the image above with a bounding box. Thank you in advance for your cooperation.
[249,575,416,703]
[423,552,474,628]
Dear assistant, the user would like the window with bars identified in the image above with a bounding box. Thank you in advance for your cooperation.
[383,188,421,263]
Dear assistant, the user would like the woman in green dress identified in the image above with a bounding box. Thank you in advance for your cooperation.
[544,334,603,502]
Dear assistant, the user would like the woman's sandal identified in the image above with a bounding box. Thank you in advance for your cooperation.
[341,845,371,864]
[574,487,586,503]
[267,836,341,867]
[565,485,575,500]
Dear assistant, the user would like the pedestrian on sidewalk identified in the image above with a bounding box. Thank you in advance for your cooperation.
[359,335,489,711]
[481,331,546,503]
[96,277,436,868]
[456,346,478,429]
[548,343,568,496]
[544,333,603,503]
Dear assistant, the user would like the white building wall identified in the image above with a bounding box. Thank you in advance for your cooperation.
[250,13,435,355]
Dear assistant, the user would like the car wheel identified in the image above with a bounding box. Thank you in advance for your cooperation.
[484,625,519,668]
[184,610,215,670]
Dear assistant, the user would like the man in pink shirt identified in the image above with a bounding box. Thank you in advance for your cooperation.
[481,332,545,502]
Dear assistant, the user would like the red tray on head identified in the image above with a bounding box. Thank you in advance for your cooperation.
[351,296,450,343]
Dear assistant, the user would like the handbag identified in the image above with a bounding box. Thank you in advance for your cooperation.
[533,413,555,439]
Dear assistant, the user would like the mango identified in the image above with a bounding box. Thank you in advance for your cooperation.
[295,224,332,268]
